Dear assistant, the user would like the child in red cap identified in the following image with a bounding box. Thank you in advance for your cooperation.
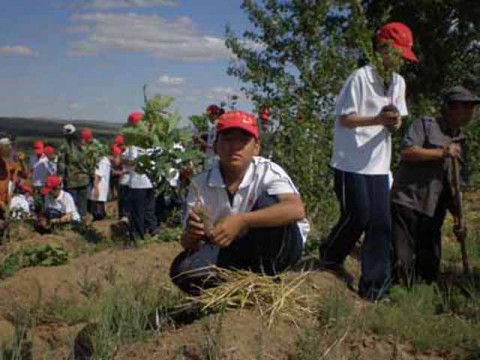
[10,182,34,220]
[80,128,94,145]
[123,111,157,240]
[322,22,418,301]
[42,175,80,224]
[170,110,309,295]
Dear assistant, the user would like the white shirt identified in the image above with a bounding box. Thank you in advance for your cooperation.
[123,146,153,189]
[89,156,111,202]
[184,156,310,244]
[331,65,408,175]
[45,190,80,221]
[29,155,51,187]
[10,194,31,219]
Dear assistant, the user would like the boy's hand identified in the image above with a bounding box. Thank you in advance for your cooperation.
[376,105,401,127]
[181,210,205,251]
[211,214,247,248]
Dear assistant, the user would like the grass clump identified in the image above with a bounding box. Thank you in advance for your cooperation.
[364,284,480,352]
[77,278,184,359]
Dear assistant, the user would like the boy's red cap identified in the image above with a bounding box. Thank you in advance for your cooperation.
[44,146,55,156]
[216,110,259,140]
[18,183,33,194]
[127,111,143,126]
[111,145,123,156]
[33,140,44,155]
[42,175,62,195]
[376,22,418,62]
[81,128,93,142]
[114,135,125,145]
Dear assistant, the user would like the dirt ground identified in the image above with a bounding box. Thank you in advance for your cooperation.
[1,196,477,359]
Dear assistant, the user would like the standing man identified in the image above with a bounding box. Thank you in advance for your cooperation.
[123,112,157,241]
[57,124,90,218]
[391,86,480,286]
[320,22,419,301]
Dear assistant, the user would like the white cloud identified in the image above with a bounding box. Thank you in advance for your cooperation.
[68,12,230,61]
[157,75,185,85]
[0,45,37,56]
[206,86,245,102]
[89,0,179,9]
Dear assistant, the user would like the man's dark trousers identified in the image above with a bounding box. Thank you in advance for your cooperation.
[392,195,448,287]
[129,188,156,240]
[67,186,88,218]
[320,169,391,301]
[170,194,304,296]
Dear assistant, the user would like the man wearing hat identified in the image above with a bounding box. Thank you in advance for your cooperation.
[42,175,80,224]
[57,124,90,217]
[391,86,480,286]
[320,22,419,301]
[169,110,309,295]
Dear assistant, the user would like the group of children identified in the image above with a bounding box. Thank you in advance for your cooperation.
[0,22,478,302]
[169,21,480,302]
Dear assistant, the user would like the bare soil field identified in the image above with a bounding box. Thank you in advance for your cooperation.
[0,196,479,359]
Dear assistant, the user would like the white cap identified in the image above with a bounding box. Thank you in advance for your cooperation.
[0,137,11,145]
[63,124,76,135]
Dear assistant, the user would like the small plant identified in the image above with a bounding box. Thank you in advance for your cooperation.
[0,244,68,279]
[77,267,100,299]
[200,310,226,360]
[0,325,33,360]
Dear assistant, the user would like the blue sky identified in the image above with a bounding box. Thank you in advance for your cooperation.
[0,0,253,124]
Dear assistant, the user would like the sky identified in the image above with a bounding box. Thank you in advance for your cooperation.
[0,0,253,124]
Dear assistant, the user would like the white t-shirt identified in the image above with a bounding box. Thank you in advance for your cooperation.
[184,156,310,244]
[123,146,153,189]
[45,190,80,221]
[10,194,31,219]
[331,65,408,175]
[29,155,51,187]
[88,156,111,202]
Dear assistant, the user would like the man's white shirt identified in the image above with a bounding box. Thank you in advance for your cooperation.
[184,156,310,244]
[331,65,408,175]
[123,146,153,189]
[29,155,56,187]
[88,156,111,202]
[45,190,80,221]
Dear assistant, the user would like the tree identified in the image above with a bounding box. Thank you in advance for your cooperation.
[363,0,480,114]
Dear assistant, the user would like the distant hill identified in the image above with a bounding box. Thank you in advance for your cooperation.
[0,116,122,139]
[0,116,123,151]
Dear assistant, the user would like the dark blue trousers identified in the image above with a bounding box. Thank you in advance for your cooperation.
[320,169,391,300]
[128,188,157,240]
[170,194,304,296]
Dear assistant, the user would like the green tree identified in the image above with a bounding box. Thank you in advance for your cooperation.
[225,0,380,240]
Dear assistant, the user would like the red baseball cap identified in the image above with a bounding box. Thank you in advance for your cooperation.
[111,144,123,156]
[42,175,62,195]
[44,146,55,156]
[33,140,44,155]
[114,134,125,145]
[81,128,93,143]
[127,111,143,126]
[376,22,418,62]
[18,183,33,195]
[216,110,259,140]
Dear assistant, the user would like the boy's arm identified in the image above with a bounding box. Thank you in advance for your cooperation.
[211,193,305,248]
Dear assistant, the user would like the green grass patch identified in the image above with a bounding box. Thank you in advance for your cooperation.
[0,244,68,279]
[364,284,480,352]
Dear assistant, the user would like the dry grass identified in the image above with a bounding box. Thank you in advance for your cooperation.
[184,266,315,328]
